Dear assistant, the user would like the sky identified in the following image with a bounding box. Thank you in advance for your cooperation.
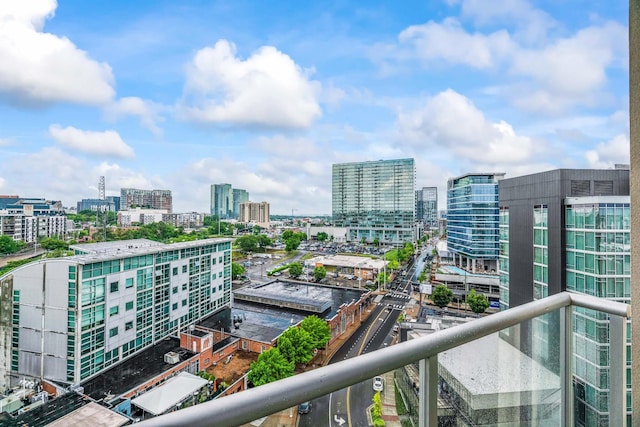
[0,0,630,215]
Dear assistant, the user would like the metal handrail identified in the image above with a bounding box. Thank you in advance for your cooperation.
[138,292,629,427]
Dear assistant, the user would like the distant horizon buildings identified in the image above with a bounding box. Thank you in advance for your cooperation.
[239,201,270,228]
[0,196,67,243]
[332,158,415,244]
[120,188,172,213]
[210,184,249,219]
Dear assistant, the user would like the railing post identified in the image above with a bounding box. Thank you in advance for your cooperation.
[560,306,573,427]
[609,315,627,427]
[419,355,438,427]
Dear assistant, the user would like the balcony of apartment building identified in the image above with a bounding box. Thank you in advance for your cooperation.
[132,291,629,427]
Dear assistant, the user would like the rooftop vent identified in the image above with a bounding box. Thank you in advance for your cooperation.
[164,351,180,364]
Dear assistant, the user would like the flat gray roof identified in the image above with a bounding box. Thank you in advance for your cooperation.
[305,254,387,270]
[438,333,560,410]
[67,238,232,263]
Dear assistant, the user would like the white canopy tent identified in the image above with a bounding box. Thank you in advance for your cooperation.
[131,372,208,415]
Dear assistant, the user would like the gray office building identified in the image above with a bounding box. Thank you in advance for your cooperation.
[416,187,438,229]
[332,158,415,244]
[498,167,631,426]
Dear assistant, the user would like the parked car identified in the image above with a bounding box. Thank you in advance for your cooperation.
[373,376,383,392]
[298,401,311,414]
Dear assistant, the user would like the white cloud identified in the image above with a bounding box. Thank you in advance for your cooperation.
[585,134,630,168]
[509,21,627,113]
[0,148,159,205]
[104,97,166,137]
[49,125,135,159]
[396,89,540,164]
[453,0,557,44]
[0,0,115,106]
[398,18,513,69]
[180,40,322,128]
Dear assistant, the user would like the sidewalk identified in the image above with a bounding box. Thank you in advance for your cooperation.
[380,371,402,427]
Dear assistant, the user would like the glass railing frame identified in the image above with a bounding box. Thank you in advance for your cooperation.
[137,291,629,427]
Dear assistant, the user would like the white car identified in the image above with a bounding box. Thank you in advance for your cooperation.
[373,376,383,392]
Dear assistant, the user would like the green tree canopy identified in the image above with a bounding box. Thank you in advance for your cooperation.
[247,348,294,387]
[288,262,303,278]
[0,236,24,255]
[432,285,453,309]
[284,237,301,252]
[466,289,490,314]
[299,315,331,350]
[281,230,294,240]
[316,232,328,242]
[277,327,315,365]
[257,234,272,249]
[231,262,245,280]
[313,265,326,282]
[236,235,259,253]
[372,237,380,247]
[39,237,69,251]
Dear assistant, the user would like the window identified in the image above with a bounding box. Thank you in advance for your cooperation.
[172,286,178,294]
[109,306,119,316]
[173,267,178,276]
[125,301,134,311]
[110,281,119,293]
[172,302,178,310]
[182,299,187,307]
[182,283,187,291]
[182,265,187,273]
[125,278,134,288]
[125,321,133,331]
[109,327,118,337]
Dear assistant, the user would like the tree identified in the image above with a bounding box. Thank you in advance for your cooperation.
[39,237,69,251]
[257,234,272,249]
[281,230,294,240]
[376,271,389,286]
[277,327,314,365]
[0,236,23,255]
[432,285,453,309]
[313,266,326,282]
[247,348,294,386]
[316,232,328,242]
[299,315,331,350]
[236,235,259,253]
[417,270,427,283]
[288,262,303,278]
[373,237,380,247]
[232,262,245,280]
[284,237,301,252]
[466,289,490,314]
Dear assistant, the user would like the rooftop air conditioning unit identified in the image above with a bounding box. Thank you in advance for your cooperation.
[164,351,180,364]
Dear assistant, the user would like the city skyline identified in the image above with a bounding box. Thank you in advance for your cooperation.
[0,1,629,215]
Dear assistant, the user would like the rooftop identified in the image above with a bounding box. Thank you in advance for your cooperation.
[67,237,232,263]
[81,337,195,401]
[304,254,388,270]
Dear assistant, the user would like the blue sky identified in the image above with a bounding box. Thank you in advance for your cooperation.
[0,0,629,215]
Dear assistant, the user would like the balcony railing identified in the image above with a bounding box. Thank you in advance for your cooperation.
[138,292,630,427]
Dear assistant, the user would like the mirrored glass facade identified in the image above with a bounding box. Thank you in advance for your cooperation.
[565,197,631,426]
[447,173,504,272]
[332,159,415,244]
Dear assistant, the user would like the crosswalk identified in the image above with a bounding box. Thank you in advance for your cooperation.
[388,292,412,300]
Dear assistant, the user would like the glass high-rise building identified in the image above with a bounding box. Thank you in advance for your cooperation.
[232,189,249,219]
[332,158,415,244]
[210,184,233,219]
[416,187,438,229]
[447,173,504,273]
[499,168,631,425]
